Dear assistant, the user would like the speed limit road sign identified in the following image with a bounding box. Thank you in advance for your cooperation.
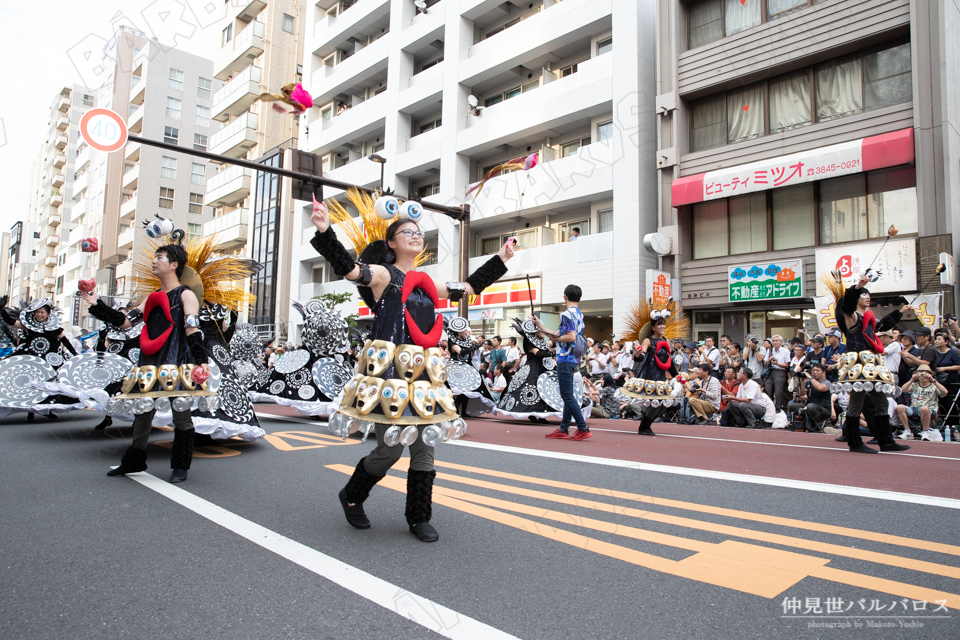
[79,108,128,153]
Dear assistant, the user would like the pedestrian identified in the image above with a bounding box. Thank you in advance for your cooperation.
[531,284,589,440]
[489,335,506,372]
[764,335,791,412]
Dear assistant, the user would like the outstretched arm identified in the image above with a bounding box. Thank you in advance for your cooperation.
[79,292,144,330]
[435,241,515,299]
[309,200,392,300]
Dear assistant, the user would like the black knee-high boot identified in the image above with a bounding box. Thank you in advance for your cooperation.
[637,414,656,436]
[405,469,439,542]
[339,457,384,529]
[843,416,875,453]
[107,446,148,476]
[169,428,195,483]
[94,416,113,431]
[873,414,911,452]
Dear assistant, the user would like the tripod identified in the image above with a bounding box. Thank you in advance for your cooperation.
[940,382,960,428]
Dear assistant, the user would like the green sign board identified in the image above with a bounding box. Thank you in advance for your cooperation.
[728,260,803,303]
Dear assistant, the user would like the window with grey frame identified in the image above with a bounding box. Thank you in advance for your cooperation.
[690,165,917,259]
[688,40,912,152]
[250,153,282,330]
[688,0,828,51]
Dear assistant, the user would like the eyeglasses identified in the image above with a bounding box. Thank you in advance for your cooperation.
[393,229,425,239]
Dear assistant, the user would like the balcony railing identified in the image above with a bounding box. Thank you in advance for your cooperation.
[202,208,249,236]
[212,65,262,122]
[209,112,258,157]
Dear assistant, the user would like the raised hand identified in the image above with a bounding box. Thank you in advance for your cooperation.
[498,240,515,263]
[78,291,99,306]
[311,199,330,233]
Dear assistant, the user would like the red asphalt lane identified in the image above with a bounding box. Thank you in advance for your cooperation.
[253,405,960,501]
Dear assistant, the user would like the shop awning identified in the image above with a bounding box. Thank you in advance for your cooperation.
[671,128,914,207]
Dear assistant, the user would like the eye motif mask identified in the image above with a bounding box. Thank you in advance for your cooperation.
[423,347,446,384]
[180,364,197,390]
[138,365,157,392]
[877,366,894,383]
[837,366,849,381]
[861,364,878,381]
[122,368,138,394]
[847,364,863,380]
[356,376,384,415]
[365,340,396,377]
[341,374,365,408]
[158,364,180,391]
[843,352,859,368]
[859,350,876,366]
[395,345,426,381]
[410,380,436,419]
[433,384,456,414]
[356,340,373,375]
[379,379,410,418]
[644,381,656,395]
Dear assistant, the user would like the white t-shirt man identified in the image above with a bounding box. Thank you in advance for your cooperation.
[768,346,792,368]
[735,378,776,423]
[882,340,902,376]
[505,344,521,363]
[703,346,721,370]
[589,352,609,375]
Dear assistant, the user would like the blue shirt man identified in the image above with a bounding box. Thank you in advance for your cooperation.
[821,329,847,382]
[532,284,588,439]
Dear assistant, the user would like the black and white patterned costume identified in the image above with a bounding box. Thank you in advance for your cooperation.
[444,316,496,416]
[250,300,352,415]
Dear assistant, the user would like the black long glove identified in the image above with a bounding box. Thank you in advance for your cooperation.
[59,335,78,356]
[88,299,127,326]
[309,227,356,277]
[186,331,210,366]
[0,295,15,326]
[465,255,508,296]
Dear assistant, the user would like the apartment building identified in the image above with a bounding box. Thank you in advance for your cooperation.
[210,0,306,338]
[290,0,658,341]
[655,0,960,342]
[5,222,34,306]
[62,27,219,332]
[19,85,96,320]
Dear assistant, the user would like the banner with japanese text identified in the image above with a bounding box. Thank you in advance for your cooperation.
[814,238,917,296]
[728,260,803,303]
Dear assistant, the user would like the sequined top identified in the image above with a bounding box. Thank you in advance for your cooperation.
[369,265,437,350]
[139,286,189,369]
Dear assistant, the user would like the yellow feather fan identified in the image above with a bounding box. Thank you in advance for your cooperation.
[620,298,689,343]
[323,188,433,267]
[820,270,845,304]
[131,235,256,313]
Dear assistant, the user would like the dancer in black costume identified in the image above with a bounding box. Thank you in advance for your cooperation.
[832,273,911,453]
[81,242,213,483]
[444,315,496,417]
[495,318,558,423]
[309,191,514,542]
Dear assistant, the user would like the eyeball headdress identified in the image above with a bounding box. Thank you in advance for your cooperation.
[317,188,432,270]
[141,214,185,243]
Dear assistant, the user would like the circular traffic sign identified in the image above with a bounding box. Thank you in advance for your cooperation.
[79,108,128,153]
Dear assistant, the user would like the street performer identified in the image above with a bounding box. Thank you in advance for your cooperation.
[309,189,514,542]
[80,241,213,482]
[832,272,911,453]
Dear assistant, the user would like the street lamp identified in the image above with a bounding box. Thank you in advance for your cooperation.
[368,153,386,191]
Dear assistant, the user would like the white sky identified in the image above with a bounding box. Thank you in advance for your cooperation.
[0,0,220,236]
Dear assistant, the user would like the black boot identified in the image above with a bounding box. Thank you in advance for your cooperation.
[874,414,910,452]
[637,415,656,436]
[107,446,148,476]
[26,413,34,422]
[405,469,439,542]
[94,416,113,431]
[843,416,876,454]
[169,428,195,483]
[339,458,384,529]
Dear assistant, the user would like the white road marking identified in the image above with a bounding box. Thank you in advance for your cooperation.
[447,440,960,510]
[128,472,521,640]
[585,426,960,461]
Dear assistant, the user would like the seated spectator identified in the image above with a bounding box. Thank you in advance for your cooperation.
[895,364,947,435]
[723,367,775,429]
[489,365,507,401]
[719,366,740,426]
[590,374,622,419]
[934,331,960,384]
[786,362,831,432]
[877,330,902,383]
[678,367,701,424]
[682,363,721,425]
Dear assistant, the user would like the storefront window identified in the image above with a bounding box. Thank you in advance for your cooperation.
[820,166,918,243]
[820,174,868,244]
[772,184,815,249]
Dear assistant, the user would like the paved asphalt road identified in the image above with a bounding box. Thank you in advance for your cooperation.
[1,407,958,639]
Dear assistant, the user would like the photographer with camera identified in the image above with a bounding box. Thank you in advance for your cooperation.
[894,364,948,435]
[681,363,721,424]
[743,335,763,382]
[786,362,831,432]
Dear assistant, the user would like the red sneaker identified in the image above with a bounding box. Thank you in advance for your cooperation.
[569,429,592,441]
[545,428,569,439]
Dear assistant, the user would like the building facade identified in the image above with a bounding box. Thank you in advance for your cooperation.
[64,27,220,331]
[654,0,960,343]
[210,0,305,340]
[291,0,657,342]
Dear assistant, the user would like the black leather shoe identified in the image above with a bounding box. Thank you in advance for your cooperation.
[339,488,371,529]
[46,413,59,420]
[637,427,656,436]
[94,416,113,431]
[880,443,911,452]
[849,444,878,454]
[169,469,188,483]
[867,438,878,444]
[835,436,848,442]
[409,522,439,542]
